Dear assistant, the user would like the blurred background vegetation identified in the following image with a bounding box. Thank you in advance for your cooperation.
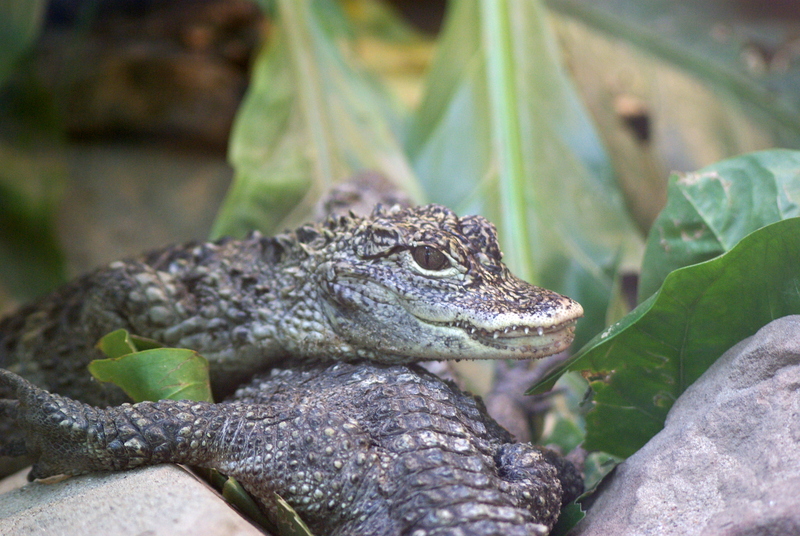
[3,0,797,311]
[1,0,799,504]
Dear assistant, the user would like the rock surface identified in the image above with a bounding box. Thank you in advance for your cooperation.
[0,465,264,536]
[571,315,800,536]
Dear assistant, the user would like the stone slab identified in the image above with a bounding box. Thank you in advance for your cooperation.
[0,464,265,536]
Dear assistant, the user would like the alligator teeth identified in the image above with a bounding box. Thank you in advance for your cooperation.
[439,320,562,340]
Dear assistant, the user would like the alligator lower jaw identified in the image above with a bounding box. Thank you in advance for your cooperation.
[475,322,577,356]
[480,324,576,356]
[430,318,579,357]
[450,319,573,339]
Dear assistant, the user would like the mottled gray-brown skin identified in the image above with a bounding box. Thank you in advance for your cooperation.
[0,203,582,406]
[0,363,583,536]
[0,203,584,534]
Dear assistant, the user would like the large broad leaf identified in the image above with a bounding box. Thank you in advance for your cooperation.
[90,329,213,403]
[533,218,800,458]
[639,149,800,301]
[0,145,66,301]
[340,0,436,113]
[211,0,423,239]
[545,0,800,145]
[0,0,46,86]
[0,0,65,302]
[405,0,642,347]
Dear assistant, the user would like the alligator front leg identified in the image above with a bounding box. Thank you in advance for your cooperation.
[0,368,214,480]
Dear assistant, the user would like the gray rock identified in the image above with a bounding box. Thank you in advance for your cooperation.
[571,315,800,536]
[0,465,265,536]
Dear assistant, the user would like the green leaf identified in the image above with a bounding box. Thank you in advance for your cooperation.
[95,329,137,358]
[0,0,46,87]
[0,144,66,301]
[534,218,800,458]
[91,331,213,403]
[0,2,66,304]
[219,470,316,536]
[582,450,621,495]
[341,0,436,114]
[224,478,316,536]
[95,330,303,532]
[211,0,423,239]
[213,453,314,536]
[638,149,800,301]
[550,502,585,536]
[128,334,168,352]
[545,0,800,143]
[95,329,168,358]
[222,479,316,536]
[94,329,142,358]
[219,477,282,532]
[404,0,642,347]
[270,493,316,536]
[538,371,590,453]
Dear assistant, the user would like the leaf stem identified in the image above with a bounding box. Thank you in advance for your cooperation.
[480,0,534,281]
[278,0,335,190]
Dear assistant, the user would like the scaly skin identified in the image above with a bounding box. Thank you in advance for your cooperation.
[0,364,582,536]
[0,203,582,405]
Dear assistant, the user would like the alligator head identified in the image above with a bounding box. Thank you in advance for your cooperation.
[293,204,583,363]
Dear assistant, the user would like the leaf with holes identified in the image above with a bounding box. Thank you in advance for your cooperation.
[533,218,800,458]
[638,149,800,301]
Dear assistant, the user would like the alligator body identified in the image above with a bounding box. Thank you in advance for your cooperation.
[0,201,584,535]
[0,203,582,405]
[0,362,583,536]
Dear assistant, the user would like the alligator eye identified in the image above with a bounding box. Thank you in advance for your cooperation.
[412,246,450,271]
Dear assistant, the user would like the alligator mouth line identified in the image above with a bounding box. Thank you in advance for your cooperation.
[428,318,579,352]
